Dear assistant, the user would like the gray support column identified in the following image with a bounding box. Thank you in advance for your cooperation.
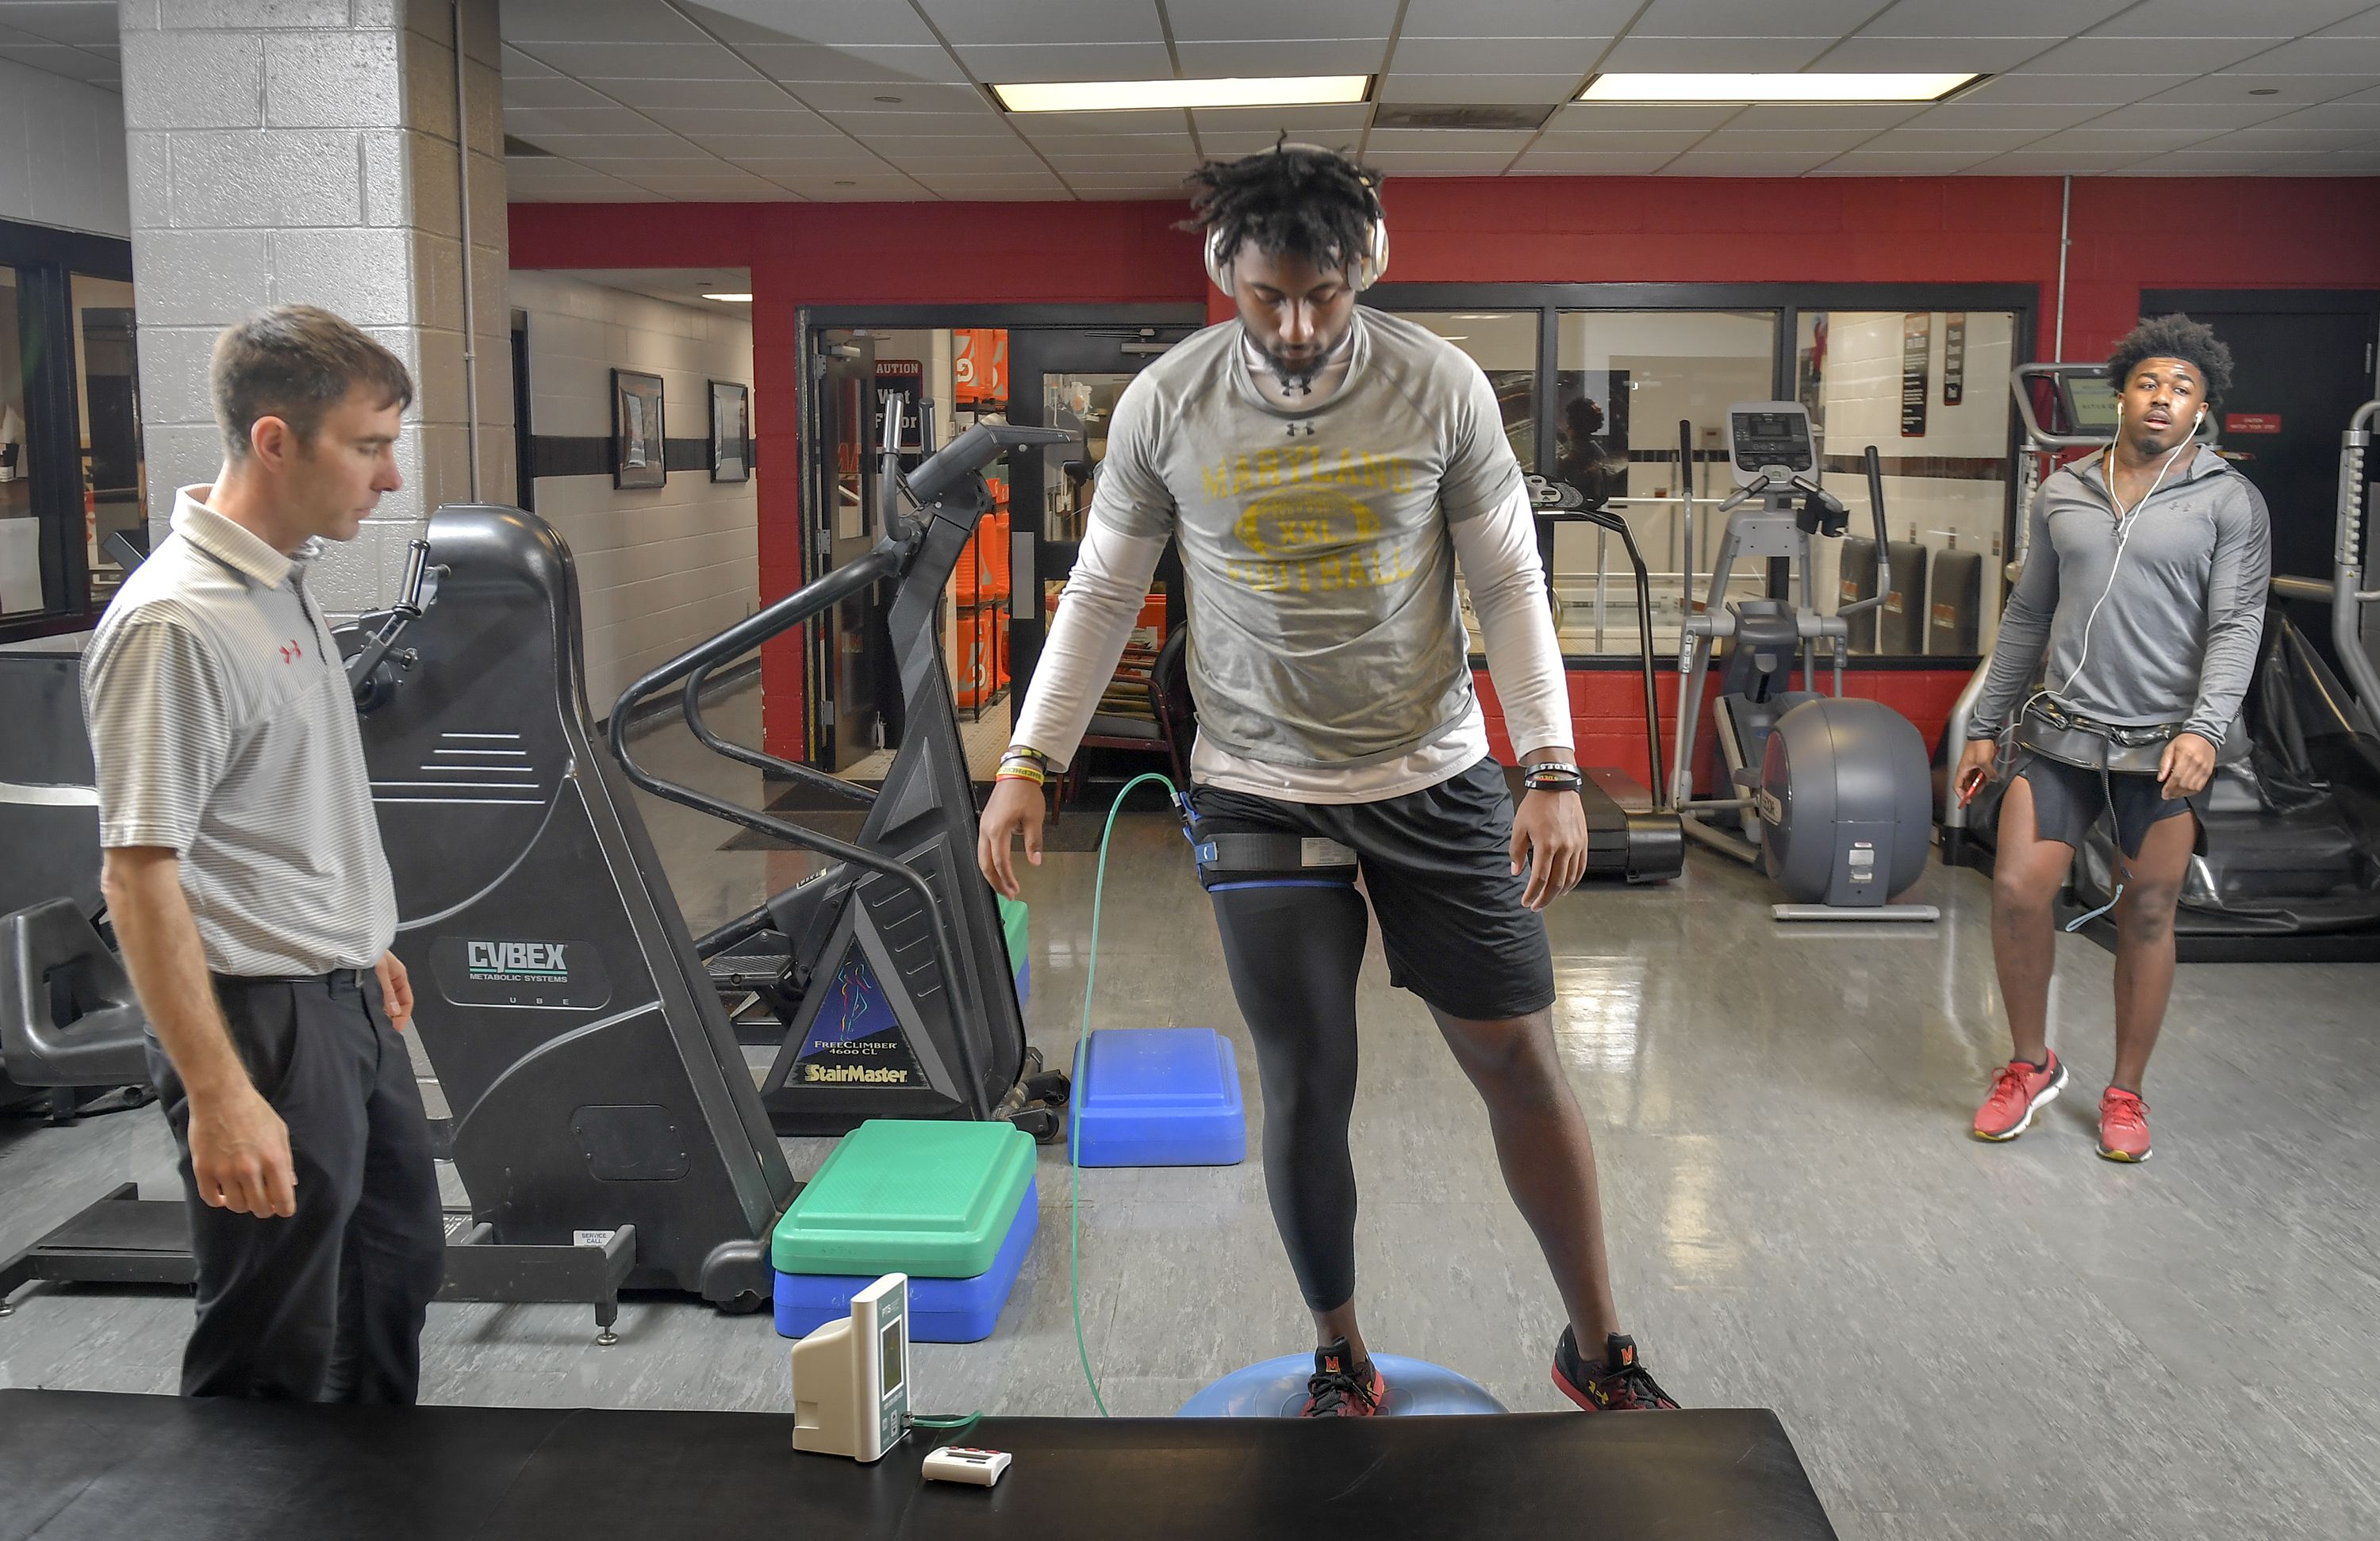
[121,0,513,618]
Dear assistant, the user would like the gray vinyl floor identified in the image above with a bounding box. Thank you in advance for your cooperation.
[5,677,2377,1539]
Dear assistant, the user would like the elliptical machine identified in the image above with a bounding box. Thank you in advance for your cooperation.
[1667,403,1939,922]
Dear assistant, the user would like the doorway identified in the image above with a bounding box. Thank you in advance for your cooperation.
[2142,289,2380,671]
[808,328,883,772]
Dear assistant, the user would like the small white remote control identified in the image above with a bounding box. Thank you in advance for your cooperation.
[921,1446,1012,1487]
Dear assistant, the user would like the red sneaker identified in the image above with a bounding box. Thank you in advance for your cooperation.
[1552,1329,1679,1412]
[2097,1087,2152,1163]
[1971,1050,2067,1141]
[1300,1336,1386,1416]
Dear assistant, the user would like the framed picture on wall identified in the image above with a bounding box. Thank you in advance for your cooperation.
[612,369,666,489]
[709,380,751,484]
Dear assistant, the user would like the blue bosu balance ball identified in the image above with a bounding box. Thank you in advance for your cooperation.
[1176,1353,1508,1417]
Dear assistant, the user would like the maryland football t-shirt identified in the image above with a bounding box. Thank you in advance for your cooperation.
[1088,308,1522,768]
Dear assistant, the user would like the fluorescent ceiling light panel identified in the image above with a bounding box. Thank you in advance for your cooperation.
[992,75,1370,113]
[1581,73,1979,104]
[703,292,754,301]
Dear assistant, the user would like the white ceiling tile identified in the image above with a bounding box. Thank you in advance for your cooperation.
[1532,128,1710,150]
[1812,36,2059,72]
[1376,74,1582,105]
[727,155,891,174]
[1191,104,1372,136]
[1660,150,1840,174]
[1598,36,1839,71]
[501,75,618,110]
[515,40,756,80]
[513,186,674,201]
[2244,100,2380,131]
[681,1,940,47]
[2126,149,2332,170]
[1011,109,1195,136]
[919,0,1164,46]
[1174,39,1390,74]
[2025,127,2202,149]
[2217,125,2380,150]
[0,3,118,47]
[773,175,932,196]
[772,80,989,113]
[734,44,970,86]
[1042,156,1199,176]
[502,0,710,44]
[1855,0,2133,35]
[956,40,1177,84]
[1507,151,1684,174]
[2067,100,2314,130]
[520,134,702,159]
[1694,128,1889,151]
[505,106,663,138]
[1360,154,1522,173]
[501,44,560,77]
[1542,102,1738,130]
[1399,0,1642,36]
[2087,0,2370,36]
[1632,0,1885,33]
[621,173,784,192]
[864,134,1038,160]
[1365,125,1541,151]
[912,171,1067,187]
[818,109,1003,136]
[687,133,863,158]
[1969,151,2157,171]
[1963,73,2195,104]
[2226,36,2380,72]
[1901,100,2108,130]
[2018,36,2281,74]
[1811,151,2000,172]
[1867,126,2056,148]
[1165,0,1401,42]
[601,78,811,109]
[2316,9,2380,35]
[2144,72,2380,104]
[1725,104,1929,130]
[1388,37,1613,74]
[575,156,737,174]
[639,106,835,133]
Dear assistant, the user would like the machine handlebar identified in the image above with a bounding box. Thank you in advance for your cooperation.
[904,422,1075,505]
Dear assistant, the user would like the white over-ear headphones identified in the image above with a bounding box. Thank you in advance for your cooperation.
[1203,143,1390,295]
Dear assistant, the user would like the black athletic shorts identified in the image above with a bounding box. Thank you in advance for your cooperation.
[2013,750,2197,859]
[1187,756,1557,1022]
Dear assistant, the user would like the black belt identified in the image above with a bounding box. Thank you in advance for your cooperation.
[214,967,371,990]
[1188,830,1360,876]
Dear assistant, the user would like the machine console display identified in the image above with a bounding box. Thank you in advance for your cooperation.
[1727,403,1816,485]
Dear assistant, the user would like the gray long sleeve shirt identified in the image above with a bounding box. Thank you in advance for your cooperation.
[1969,447,2271,748]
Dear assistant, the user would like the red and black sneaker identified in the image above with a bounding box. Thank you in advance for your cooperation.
[1553,1329,1679,1412]
[1300,1336,1387,1417]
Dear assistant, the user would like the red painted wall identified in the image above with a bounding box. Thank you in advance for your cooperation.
[510,177,2380,760]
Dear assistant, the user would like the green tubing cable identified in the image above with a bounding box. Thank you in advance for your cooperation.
[1068,769,1181,1419]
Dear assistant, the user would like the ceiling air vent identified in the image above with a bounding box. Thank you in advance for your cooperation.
[503,134,555,158]
[1371,103,1553,131]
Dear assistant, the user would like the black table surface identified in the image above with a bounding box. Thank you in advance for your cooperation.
[0,1389,1837,1540]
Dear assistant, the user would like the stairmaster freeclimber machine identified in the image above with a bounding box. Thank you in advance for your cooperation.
[2,409,1064,1332]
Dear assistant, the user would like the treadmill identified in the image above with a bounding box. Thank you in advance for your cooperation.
[1939,366,2380,962]
[1509,472,1684,885]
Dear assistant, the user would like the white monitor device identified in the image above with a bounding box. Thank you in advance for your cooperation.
[791,1272,909,1462]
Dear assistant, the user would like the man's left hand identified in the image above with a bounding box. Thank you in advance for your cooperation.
[2159,731,2218,799]
[1511,787,1589,910]
[376,951,413,1033]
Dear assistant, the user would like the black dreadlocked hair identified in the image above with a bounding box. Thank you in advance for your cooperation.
[1180,138,1384,278]
[2106,313,2236,407]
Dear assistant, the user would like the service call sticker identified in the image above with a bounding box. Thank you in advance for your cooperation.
[431,936,611,1010]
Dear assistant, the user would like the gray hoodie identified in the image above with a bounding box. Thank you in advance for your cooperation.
[1970,445,2271,747]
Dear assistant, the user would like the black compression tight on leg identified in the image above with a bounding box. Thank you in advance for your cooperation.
[1209,881,1368,1313]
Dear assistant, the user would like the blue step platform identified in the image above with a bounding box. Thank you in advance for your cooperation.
[773,1179,1038,1344]
[1177,1353,1509,1417]
[1070,1027,1246,1167]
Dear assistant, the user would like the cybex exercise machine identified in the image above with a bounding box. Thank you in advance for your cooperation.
[1667,403,1939,922]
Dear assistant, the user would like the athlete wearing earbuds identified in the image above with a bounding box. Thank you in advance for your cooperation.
[977,144,1677,1416]
[1960,316,2271,1163]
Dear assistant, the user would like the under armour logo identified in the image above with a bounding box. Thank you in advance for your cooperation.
[279,639,304,664]
[1285,422,1315,438]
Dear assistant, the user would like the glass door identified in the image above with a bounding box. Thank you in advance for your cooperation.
[808,329,881,771]
[1003,326,1196,714]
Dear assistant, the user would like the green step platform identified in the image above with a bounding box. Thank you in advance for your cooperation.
[770,1119,1037,1278]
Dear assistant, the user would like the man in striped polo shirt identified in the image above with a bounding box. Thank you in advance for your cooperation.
[84,305,443,1401]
